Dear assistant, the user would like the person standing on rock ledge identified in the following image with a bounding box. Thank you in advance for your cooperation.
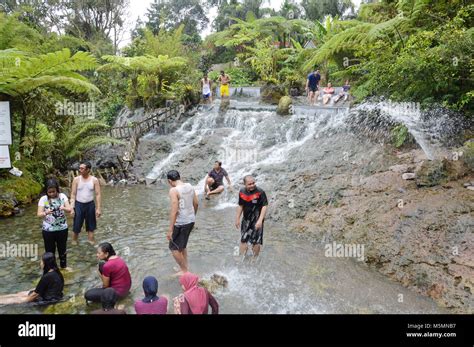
[218,70,231,99]
[235,175,268,261]
[306,69,321,105]
[70,161,102,245]
[166,170,199,276]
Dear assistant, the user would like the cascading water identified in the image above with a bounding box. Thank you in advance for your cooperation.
[349,100,469,160]
[136,97,450,313]
[0,96,455,314]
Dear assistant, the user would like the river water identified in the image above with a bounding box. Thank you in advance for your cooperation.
[0,95,448,314]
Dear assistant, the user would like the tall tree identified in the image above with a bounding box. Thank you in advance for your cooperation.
[146,0,208,43]
[301,0,354,21]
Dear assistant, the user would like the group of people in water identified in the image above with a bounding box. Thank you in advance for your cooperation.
[0,157,268,315]
[200,70,232,104]
[201,68,350,107]
[306,69,351,106]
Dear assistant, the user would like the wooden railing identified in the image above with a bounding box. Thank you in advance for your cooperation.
[110,104,185,175]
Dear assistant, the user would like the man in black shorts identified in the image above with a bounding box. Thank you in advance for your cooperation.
[166,170,198,276]
[204,161,232,199]
[234,175,268,260]
[305,69,321,105]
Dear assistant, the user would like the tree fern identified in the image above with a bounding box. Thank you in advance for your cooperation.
[0,48,99,96]
[303,22,374,70]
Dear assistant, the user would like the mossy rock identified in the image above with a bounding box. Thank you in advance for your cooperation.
[0,172,41,217]
[415,159,448,187]
[462,140,474,171]
[260,84,285,105]
[42,296,86,314]
[277,96,292,116]
[198,274,228,294]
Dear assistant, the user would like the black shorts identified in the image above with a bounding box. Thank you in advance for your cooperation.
[73,201,96,233]
[169,222,194,251]
[309,85,318,92]
[210,182,222,191]
[240,219,263,245]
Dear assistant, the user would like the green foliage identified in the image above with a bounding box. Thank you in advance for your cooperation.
[59,119,123,161]
[0,48,99,96]
[0,168,42,206]
[209,67,254,87]
[304,1,473,115]
[391,124,409,148]
[99,54,188,109]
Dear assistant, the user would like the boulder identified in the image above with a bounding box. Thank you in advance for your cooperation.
[415,159,448,187]
[0,192,18,218]
[198,274,228,294]
[462,140,474,170]
[260,84,285,105]
[277,96,292,116]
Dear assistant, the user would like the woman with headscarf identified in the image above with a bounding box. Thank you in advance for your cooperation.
[173,273,219,314]
[0,252,64,305]
[91,288,126,314]
[134,276,168,314]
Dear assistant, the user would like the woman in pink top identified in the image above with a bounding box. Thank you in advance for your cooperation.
[323,82,335,104]
[173,273,219,314]
[134,276,168,314]
[84,242,131,303]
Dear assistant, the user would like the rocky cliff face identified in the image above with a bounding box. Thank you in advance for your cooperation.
[270,148,473,313]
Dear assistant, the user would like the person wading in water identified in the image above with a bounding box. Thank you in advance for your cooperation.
[166,170,198,276]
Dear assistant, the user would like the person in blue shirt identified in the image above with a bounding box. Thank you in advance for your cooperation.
[305,69,321,105]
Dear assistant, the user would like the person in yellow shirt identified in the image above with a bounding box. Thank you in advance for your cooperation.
[218,70,231,99]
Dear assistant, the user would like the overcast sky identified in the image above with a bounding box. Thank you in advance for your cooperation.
[121,0,361,48]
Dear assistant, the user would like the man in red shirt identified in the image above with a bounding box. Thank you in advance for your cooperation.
[235,175,268,261]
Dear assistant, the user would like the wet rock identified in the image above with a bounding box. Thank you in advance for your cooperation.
[389,164,409,173]
[444,158,469,181]
[289,87,299,97]
[415,160,448,187]
[68,162,80,171]
[260,84,285,105]
[0,193,18,218]
[416,158,468,187]
[277,96,292,116]
[96,160,116,169]
[198,274,228,294]
[402,173,416,180]
[461,140,474,170]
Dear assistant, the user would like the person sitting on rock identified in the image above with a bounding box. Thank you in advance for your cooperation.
[204,161,232,199]
[322,83,335,105]
[0,252,64,305]
[173,273,219,314]
[91,288,126,314]
[334,80,351,103]
[84,242,131,303]
[134,276,168,314]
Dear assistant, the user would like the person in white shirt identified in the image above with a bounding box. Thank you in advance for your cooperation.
[70,161,102,245]
[166,170,198,277]
[201,74,213,104]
